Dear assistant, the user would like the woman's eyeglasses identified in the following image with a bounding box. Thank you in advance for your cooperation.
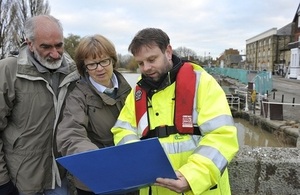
[85,58,111,70]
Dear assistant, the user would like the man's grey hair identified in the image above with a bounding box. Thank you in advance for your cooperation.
[24,15,63,42]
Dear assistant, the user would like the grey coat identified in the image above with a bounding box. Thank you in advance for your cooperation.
[0,44,79,194]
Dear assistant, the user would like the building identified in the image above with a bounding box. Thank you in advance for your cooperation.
[246,24,292,73]
[245,3,300,80]
[218,48,242,68]
[288,3,300,79]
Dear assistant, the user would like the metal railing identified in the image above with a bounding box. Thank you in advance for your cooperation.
[226,94,241,112]
[260,100,300,120]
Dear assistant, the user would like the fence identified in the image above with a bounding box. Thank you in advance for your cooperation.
[204,67,273,95]
[260,100,300,120]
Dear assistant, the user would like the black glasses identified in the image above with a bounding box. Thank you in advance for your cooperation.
[85,58,112,70]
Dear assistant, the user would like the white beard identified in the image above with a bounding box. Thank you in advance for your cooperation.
[34,51,63,70]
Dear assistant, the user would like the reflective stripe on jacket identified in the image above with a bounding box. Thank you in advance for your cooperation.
[112,63,239,195]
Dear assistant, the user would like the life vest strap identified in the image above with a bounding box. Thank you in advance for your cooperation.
[141,125,201,139]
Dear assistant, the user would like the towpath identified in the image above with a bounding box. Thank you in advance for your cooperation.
[268,75,300,121]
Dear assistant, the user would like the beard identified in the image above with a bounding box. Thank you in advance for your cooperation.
[33,50,63,70]
[154,57,172,80]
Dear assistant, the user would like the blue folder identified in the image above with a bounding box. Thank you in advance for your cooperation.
[56,138,177,194]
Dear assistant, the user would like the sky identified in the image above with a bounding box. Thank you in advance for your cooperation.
[49,0,299,58]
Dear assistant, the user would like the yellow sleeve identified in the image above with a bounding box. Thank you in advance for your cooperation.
[111,89,139,145]
[179,69,239,194]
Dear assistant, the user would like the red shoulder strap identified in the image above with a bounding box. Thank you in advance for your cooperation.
[135,86,149,137]
[135,62,196,137]
[175,62,196,134]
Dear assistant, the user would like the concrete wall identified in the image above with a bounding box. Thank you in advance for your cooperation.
[229,111,300,194]
[229,146,300,195]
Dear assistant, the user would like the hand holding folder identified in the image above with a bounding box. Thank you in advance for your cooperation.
[56,138,177,194]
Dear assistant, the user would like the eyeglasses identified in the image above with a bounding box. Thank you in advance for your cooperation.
[85,58,112,70]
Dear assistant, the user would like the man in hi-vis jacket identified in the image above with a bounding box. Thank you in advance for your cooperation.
[111,28,239,195]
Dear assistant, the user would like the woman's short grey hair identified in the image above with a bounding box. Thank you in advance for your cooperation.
[24,15,63,42]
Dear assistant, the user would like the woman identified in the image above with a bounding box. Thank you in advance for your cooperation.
[56,35,133,195]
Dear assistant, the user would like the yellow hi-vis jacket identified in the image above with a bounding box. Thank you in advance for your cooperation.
[112,63,239,195]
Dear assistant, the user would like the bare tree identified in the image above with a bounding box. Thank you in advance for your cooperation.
[28,0,50,17]
[118,54,132,69]
[126,56,139,72]
[174,46,197,59]
[16,0,50,43]
[0,0,50,57]
[0,0,18,59]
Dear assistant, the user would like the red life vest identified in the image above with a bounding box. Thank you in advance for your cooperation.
[135,62,200,139]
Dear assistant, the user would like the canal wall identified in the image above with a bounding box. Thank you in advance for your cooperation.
[228,146,300,195]
[229,111,300,194]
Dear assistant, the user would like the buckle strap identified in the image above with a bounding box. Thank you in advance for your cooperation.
[141,125,201,139]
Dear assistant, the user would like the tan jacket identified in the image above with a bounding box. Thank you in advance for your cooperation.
[0,45,79,194]
[56,71,131,190]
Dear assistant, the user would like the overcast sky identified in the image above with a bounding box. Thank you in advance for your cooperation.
[49,0,299,58]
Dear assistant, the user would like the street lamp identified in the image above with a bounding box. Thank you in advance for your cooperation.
[208,52,211,67]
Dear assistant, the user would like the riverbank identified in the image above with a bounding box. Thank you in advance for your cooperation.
[221,75,300,147]
[232,110,299,147]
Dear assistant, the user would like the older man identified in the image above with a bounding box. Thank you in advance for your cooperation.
[0,15,79,195]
